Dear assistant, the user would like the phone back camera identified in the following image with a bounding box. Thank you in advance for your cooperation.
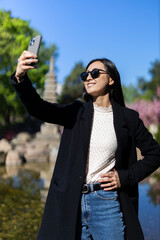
[29,37,36,46]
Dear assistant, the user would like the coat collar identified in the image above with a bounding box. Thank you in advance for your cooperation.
[82,98,126,127]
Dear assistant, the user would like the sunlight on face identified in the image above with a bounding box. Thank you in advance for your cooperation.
[84,61,114,98]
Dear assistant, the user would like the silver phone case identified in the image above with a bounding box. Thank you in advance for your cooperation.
[28,35,42,55]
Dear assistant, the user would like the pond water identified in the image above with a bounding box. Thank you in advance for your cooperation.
[0,162,160,240]
[139,183,160,240]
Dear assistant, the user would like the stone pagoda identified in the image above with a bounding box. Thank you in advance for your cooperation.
[43,56,57,103]
[36,56,60,145]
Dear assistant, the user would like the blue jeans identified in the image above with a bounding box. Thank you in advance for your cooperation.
[81,189,125,240]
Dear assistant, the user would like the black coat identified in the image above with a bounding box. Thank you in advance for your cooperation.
[11,73,160,240]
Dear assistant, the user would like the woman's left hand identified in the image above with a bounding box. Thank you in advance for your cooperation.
[98,169,121,191]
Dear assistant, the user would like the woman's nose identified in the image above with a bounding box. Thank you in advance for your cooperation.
[86,72,92,81]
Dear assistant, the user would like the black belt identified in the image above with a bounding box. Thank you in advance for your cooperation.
[82,183,103,194]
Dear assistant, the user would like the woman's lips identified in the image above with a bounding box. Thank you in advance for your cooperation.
[87,82,96,87]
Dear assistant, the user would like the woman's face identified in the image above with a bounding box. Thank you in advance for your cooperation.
[84,61,114,98]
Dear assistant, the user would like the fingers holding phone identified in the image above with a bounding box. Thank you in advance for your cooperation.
[15,51,38,82]
[15,35,42,82]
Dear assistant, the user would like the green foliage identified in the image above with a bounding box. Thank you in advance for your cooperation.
[123,60,160,104]
[138,77,148,92]
[122,84,140,104]
[148,61,160,95]
[59,62,85,104]
[0,169,45,240]
[0,10,58,125]
[137,60,160,100]
[155,125,160,144]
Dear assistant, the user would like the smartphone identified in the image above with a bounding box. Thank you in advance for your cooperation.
[27,35,42,65]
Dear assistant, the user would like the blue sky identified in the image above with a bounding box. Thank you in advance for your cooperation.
[0,0,159,85]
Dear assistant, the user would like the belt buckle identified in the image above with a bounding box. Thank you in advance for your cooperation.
[82,184,90,194]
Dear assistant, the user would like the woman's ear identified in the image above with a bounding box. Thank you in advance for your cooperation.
[109,77,114,86]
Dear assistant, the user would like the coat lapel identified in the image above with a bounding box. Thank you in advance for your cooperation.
[111,99,129,168]
[81,100,93,162]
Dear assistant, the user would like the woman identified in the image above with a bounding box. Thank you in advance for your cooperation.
[11,51,160,240]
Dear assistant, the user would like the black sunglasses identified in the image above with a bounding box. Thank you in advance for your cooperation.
[80,68,108,81]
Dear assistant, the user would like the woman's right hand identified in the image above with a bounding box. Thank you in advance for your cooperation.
[15,50,38,82]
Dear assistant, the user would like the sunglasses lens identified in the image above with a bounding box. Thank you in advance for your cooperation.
[80,69,101,81]
[80,72,88,81]
[91,69,100,79]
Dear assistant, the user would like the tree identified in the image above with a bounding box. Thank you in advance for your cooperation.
[122,84,140,104]
[137,60,160,100]
[148,60,160,95]
[59,62,85,104]
[123,60,160,104]
[0,10,58,125]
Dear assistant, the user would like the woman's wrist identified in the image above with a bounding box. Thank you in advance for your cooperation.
[15,72,25,83]
[16,76,21,83]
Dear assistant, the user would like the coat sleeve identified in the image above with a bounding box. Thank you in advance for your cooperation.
[11,72,81,127]
[117,112,160,188]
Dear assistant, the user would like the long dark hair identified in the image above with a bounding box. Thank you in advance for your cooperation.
[83,58,125,107]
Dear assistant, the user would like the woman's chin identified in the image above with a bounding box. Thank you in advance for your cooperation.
[86,91,96,97]
[87,89,103,97]
[86,88,97,95]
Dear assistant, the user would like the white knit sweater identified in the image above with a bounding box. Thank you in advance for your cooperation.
[85,104,117,183]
